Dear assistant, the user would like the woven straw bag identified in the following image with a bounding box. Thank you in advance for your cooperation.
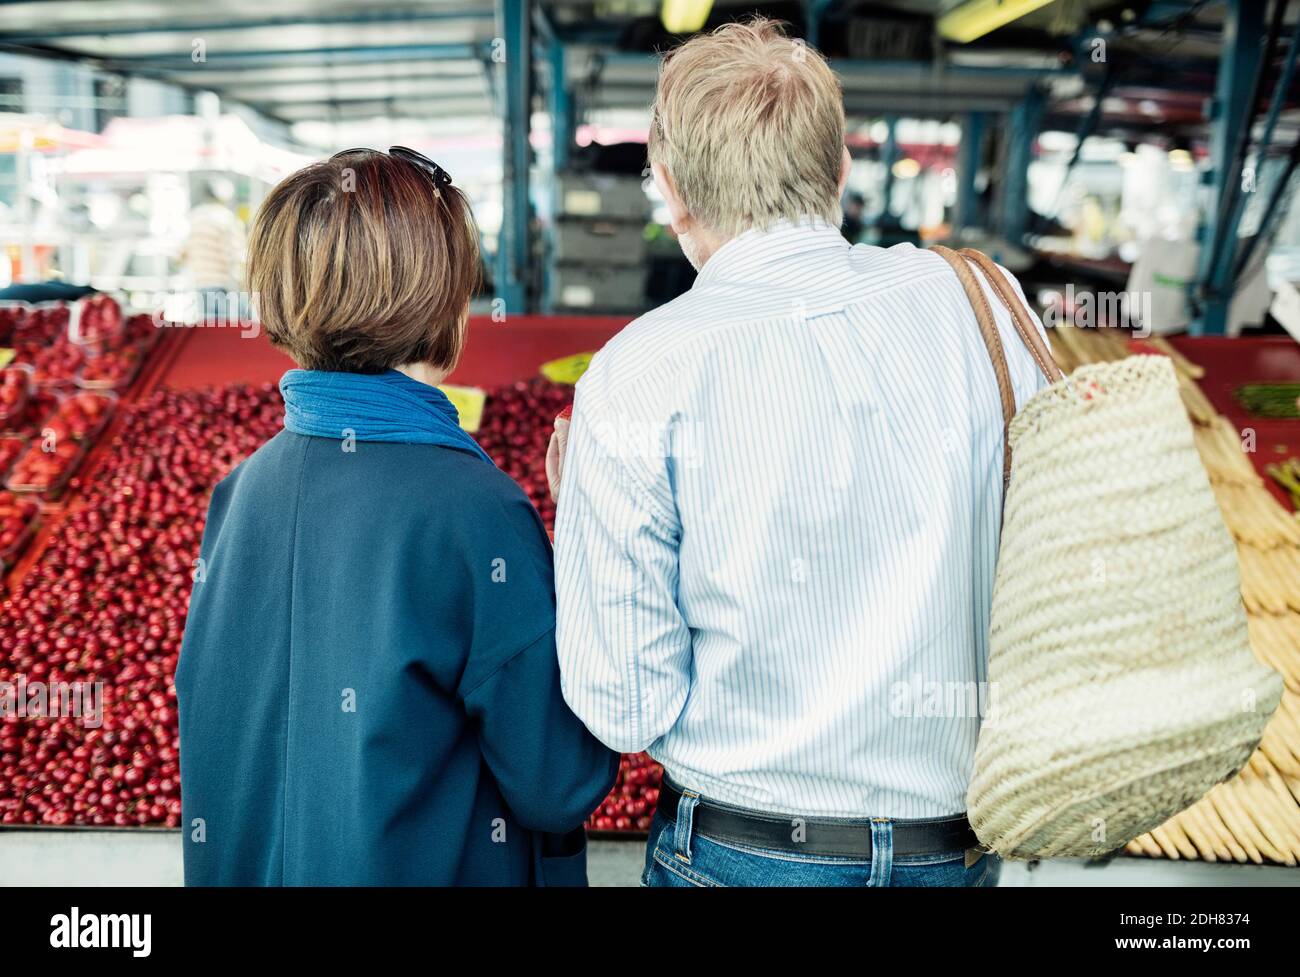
[932,246,1283,860]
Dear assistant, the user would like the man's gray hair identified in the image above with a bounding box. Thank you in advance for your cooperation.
[648,18,846,238]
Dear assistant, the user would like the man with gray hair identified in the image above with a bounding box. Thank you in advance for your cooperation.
[551,18,1048,886]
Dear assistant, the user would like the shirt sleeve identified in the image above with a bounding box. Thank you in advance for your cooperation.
[552,378,694,754]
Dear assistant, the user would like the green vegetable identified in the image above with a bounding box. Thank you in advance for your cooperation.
[1266,458,1300,509]
[1235,383,1300,419]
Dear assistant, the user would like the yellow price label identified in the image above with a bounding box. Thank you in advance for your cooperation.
[539,352,596,385]
[0,349,14,369]
[439,384,487,433]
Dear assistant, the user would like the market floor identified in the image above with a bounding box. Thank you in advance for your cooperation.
[2,831,1299,886]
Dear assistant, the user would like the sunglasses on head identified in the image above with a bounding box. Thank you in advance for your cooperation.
[330,145,454,190]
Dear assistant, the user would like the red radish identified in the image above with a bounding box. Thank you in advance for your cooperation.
[0,375,670,833]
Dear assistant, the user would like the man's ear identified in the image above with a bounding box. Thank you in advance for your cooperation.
[838,146,852,197]
[652,161,691,236]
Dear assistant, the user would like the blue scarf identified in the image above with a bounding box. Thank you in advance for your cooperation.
[280,369,494,464]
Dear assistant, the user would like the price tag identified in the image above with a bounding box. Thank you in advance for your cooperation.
[0,349,13,369]
[439,384,486,433]
[540,352,595,385]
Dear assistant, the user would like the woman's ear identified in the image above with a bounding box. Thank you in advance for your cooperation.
[838,146,852,197]
[652,161,691,236]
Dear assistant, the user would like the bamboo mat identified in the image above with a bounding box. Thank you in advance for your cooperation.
[1050,326,1300,865]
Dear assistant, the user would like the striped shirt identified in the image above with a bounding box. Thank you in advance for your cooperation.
[554,219,1049,818]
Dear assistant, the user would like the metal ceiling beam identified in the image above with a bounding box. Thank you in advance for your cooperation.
[0,9,494,43]
[189,64,486,88]
[998,85,1045,242]
[270,97,494,121]
[587,48,1069,82]
[548,41,573,171]
[582,85,1027,110]
[1199,0,1280,334]
[880,114,899,219]
[86,42,490,69]
[1233,17,1300,283]
[224,77,487,104]
[580,50,1067,106]
[954,111,986,230]
[844,96,1017,114]
[536,3,564,314]
[496,0,531,314]
[1195,0,1266,335]
[803,0,837,50]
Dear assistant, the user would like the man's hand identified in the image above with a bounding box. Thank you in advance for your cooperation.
[546,405,572,503]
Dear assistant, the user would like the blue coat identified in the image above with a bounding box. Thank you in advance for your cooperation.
[176,431,619,885]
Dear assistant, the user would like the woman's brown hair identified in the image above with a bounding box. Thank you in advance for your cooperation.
[247,149,481,373]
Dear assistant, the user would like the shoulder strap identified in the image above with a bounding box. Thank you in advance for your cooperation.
[930,245,1017,496]
[957,249,1066,386]
[930,247,1063,704]
[931,246,1067,503]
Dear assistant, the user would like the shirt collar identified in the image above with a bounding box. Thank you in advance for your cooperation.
[693,217,850,289]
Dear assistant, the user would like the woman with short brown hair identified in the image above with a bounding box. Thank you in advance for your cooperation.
[176,148,618,886]
[247,148,480,375]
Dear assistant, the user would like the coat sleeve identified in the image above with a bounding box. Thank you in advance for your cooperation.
[453,480,619,835]
[461,627,619,834]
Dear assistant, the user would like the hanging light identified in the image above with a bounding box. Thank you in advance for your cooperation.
[937,0,1057,44]
[892,157,922,180]
[661,0,714,34]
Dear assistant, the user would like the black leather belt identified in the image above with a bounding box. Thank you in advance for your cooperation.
[657,780,978,859]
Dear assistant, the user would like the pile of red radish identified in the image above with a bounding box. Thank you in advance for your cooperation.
[13,336,85,388]
[79,346,144,390]
[588,752,662,834]
[124,313,162,350]
[14,305,70,344]
[0,437,25,477]
[1,377,663,833]
[0,384,284,827]
[0,490,38,568]
[6,439,82,496]
[0,305,26,343]
[7,303,75,385]
[43,392,115,443]
[6,297,158,391]
[73,294,124,350]
[0,367,31,421]
[475,378,573,528]
[4,393,116,498]
[2,391,59,442]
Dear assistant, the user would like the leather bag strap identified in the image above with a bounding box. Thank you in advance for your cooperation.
[957,248,1066,386]
[930,245,1017,496]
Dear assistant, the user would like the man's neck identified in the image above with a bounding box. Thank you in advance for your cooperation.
[683,223,731,271]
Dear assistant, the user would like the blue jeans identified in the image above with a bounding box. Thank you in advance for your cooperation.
[641,792,1000,888]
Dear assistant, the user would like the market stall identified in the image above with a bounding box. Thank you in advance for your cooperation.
[3,301,1297,861]
[0,303,669,836]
